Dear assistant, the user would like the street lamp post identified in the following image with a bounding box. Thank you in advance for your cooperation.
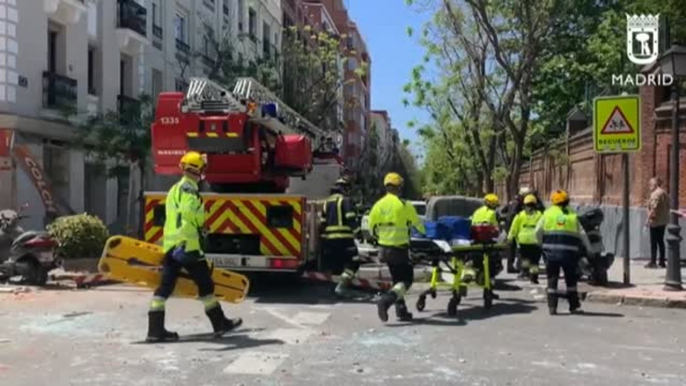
[657,44,686,291]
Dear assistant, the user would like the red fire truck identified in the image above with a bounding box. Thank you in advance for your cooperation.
[143,77,342,273]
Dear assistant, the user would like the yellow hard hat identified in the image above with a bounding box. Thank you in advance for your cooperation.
[180,151,206,174]
[551,190,569,205]
[484,193,499,206]
[384,172,404,187]
[523,194,537,205]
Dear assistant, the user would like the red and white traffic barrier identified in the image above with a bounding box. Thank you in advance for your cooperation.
[50,273,119,289]
[301,271,392,291]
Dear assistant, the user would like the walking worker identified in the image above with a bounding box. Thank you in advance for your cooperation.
[536,190,591,315]
[147,151,242,342]
[645,177,670,268]
[507,194,543,284]
[369,172,425,322]
[320,177,361,297]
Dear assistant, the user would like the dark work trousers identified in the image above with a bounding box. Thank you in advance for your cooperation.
[519,244,542,274]
[545,258,580,310]
[154,250,214,299]
[321,238,360,275]
[649,225,667,265]
[380,246,414,291]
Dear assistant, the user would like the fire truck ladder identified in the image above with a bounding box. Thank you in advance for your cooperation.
[180,77,333,150]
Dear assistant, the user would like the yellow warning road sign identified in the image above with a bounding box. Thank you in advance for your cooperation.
[593,95,641,153]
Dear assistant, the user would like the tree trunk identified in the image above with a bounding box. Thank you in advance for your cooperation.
[509,134,525,201]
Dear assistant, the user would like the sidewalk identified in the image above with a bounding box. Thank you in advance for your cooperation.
[584,259,686,309]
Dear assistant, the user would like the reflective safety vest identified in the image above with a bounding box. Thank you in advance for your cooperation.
[321,193,358,240]
[368,193,426,247]
[540,205,580,262]
[163,176,205,254]
[471,206,498,227]
[508,209,542,245]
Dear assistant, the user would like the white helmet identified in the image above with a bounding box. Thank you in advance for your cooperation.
[518,186,532,197]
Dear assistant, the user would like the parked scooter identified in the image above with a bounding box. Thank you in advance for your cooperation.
[0,203,60,286]
[577,207,615,286]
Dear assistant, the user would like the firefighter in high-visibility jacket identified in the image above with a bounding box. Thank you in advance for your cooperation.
[471,194,502,299]
[471,194,500,227]
[369,173,425,322]
[321,178,360,297]
[535,190,591,315]
[507,194,543,284]
[146,151,242,342]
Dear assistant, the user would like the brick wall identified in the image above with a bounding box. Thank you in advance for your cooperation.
[499,85,686,208]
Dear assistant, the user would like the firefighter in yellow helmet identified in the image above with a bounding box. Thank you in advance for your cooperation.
[535,190,591,315]
[147,151,242,342]
[472,194,500,227]
[507,194,543,284]
[320,177,361,297]
[369,172,426,322]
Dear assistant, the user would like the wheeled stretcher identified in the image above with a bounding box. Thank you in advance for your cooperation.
[410,238,507,316]
[98,236,250,303]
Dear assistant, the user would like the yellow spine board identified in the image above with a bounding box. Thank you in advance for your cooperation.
[98,236,250,303]
[143,194,305,258]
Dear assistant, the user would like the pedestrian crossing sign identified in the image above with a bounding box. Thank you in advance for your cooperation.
[593,95,641,153]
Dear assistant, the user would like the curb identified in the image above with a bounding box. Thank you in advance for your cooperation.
[584,291,686,309]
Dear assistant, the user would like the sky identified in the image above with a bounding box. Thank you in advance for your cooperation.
[346,0,432,154]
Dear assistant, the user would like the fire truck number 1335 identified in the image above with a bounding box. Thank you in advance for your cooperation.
[160,117,180,125]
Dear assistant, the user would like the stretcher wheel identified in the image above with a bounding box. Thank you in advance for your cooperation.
[416,295,426,312]
[447,295,461,316]
[430,290,437,299]
[483,290,493,310]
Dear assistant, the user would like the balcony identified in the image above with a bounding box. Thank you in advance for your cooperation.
[118,94,140,123]
[116,0,149,53]
[176,39,191,56]
[44,0,88,25]
[43,71,77,110]
[152,25,163,50]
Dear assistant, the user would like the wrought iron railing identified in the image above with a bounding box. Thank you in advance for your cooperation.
[117,0,147,37]
[43,71,77,109]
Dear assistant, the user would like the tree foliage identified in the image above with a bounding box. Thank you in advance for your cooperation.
[408,0,686,198]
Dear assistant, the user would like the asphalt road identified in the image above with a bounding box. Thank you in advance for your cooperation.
[1,276,685,386]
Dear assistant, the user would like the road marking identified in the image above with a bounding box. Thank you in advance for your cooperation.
[223,352,288,375]
[291,311,330,326]
[261,307,307,329]
[266,328,314,345]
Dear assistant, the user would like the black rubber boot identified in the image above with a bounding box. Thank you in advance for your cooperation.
[206,306,243,337]
[568,292,583,314]
[146,311,179,343]
[531,273,539,285]
[377,292,397,322]
[394,299,413,322]
[547,294,558,316]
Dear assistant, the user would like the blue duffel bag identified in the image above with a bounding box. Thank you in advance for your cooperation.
[422,221,451,240]
[438,216,472,240]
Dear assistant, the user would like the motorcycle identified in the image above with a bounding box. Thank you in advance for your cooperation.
[0,203,60,286]
[577,207,615,286]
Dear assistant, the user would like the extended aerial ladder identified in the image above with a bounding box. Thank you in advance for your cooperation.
[151,76,341,193]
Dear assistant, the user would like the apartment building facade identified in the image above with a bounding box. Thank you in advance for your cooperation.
[0,0,280,231]
[370,110,393,169]
[309,0,371,172]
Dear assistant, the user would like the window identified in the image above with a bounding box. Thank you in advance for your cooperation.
[223,0,229,16]
[204,0,214,11]
[48,31,57,73]
[347,57,358,71]
[152,1,160,27]
[87,47,96,95]
[346,35,354,50]
[152,69,163,100]
[238,0,245,32]
[203,25,215,57]
[248,8,257,38]
[262,22,271,57]
[174,13,187,42]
